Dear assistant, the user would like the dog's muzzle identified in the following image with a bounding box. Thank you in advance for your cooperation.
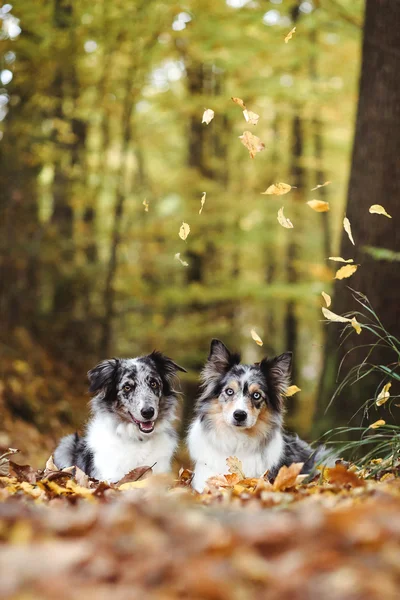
[128,411,155,434]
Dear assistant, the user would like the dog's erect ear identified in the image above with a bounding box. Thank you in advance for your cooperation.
[259,352,292,411]
[202,339,241,381]
[87,358,119,394]
[148,350,187,384]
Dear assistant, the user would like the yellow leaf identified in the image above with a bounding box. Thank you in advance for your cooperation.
[226,456,246,480]
[243,109,259,125]
[321,291,331,307]
[369,419,386,429]
[351,317,362,335]
[174,252,188,267]
[328,257,354,263]
[143,198,149,212]
[277,207,294,229]
[376,383,391,406]
[239,131,265,158]
[285,385,301,397]
[199,192,206,215]
[250,329,263,346]
[284,26,296,43]
[311,181,331,191]
[273,462,303,491]
[179,222,190,241]
[307,200,330,212]
[343,216,355,245]
[334,264,358,280]
[118,478,151,490]
[261,182,292,196]
[369,204,392,218]
[321,307,352,324]
[202,108,214,125]
[231,96,246,109]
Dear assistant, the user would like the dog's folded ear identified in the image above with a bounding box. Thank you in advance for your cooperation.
[87,358,119,394]
[259,352,292,410]
[148,351,187,383]
[202,339,241,381]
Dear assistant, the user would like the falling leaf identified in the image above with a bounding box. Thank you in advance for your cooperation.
[321,307,352,324]
[179,222,190,241]
[250,329,263,346]
[351,317,362,335]
[334,264,358,280]
[284,26,296,44]
[343,216,355,245]
[328,257,354,263]
[277,207,294,229]
[307,200,330,212]
[321,292,331,307]
[243,109,259,125]
[369,204,392,218]
[226,456,246,480]
[231,97,246,109]
[261,182,292,196]
[285,385,301,397]
[376,383,392,407]
[239,131,265,158]
[369,419,386,429]
[273,462,303,491]
[202,108,214,125]
[199,192,206,215]
[311,181,331,191]
[174,252,188,267]
[143,198,149,212]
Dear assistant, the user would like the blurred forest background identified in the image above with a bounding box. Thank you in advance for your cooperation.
[1,0,399,466]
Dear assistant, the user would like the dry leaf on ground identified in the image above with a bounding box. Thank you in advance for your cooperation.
[239,131,265,158]
[226,456,246,480]
[325,464,365,488]
[202,108,214,125]
[261,183,291,195]
[307,200,330,212]
[250,329,263,346]
[334,264,358,280]
[273,462,303,491]
[277,207,294,228]
[369,204,392,218]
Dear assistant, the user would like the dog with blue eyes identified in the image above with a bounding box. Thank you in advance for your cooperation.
[188,339,329,492]
[54,351,186,482]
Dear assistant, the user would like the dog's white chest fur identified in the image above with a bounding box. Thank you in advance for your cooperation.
[86,414,177,482]
[188,418,284,492]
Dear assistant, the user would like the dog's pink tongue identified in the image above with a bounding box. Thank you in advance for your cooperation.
[140,421,153,431]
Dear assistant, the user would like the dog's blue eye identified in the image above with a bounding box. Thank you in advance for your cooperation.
[253,392,261,400]
[226,388,234,396]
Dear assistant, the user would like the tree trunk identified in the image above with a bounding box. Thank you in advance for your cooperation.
[314,0,400,433]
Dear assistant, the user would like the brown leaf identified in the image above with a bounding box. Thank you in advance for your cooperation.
[273,462,304,491]
[231,97,246,109]
[239,131,265,158]
[325,464,365,487]
[116,465,153,487]
[9,461,37,484]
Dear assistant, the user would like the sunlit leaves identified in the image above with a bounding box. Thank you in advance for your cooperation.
[199,192,206,215]
[243,109,259,125]
[307,200,330,212]
[351,317,362,334]
[262,183,292,196]
[174,253,188,267]
[226,456,245,480]
[369,204,392,218]
[239,131,265,158]
[376,383,391,406]
[311,181,331,191]
[285,385,301,397]
[328,257,354,263]
[343,216,355,245]
[277,207,293,228]
[334,264,358,280]
[321,307,352,324]
[369,419,386,429]
[273,462,303,491]
[250,329,263,346]
[179,222,190,241]
[202,109,214,125]
[321,291,331,307]
[284,27,296,44]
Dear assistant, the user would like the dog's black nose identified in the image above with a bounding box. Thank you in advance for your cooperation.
[141,407,155,420]
[233,410,247,423]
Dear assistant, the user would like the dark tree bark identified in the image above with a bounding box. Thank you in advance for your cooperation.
[314,0,400,433]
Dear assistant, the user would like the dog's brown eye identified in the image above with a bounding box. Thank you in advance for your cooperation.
[150,380,158,389]
[226,388,234,396]
[124,385,131,392]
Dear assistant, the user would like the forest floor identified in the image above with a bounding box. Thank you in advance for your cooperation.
[1,453,400,599]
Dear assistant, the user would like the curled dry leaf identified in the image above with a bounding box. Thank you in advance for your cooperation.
[273,462,303,491]
[231,97,246,109]
[369,419,386,429]
[284,26,296,43]
[277,207,294,229]
[307,200,330,212]
[239,131,265,158]
[311,181,331,191]
[325,464,365,488]
[334,264,358,280]
[376,383,391,407]
[322,307,352,324]
[261,182,292,196]
[250,329,263,346]
[202,108,214,125]
[343,216,355,245]
[329,257,354,263]
[199,192,206,215]
[243,109,259,125]
[143,198,149,212]
[351,317,362,335]
[179,222,190,241]
[174,253,188,267]
[321,291,331,307]
[226,456,246,480]
[369,204,392,218]
[285,385,301,397]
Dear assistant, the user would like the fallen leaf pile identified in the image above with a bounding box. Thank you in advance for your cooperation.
[1,452,400,599]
